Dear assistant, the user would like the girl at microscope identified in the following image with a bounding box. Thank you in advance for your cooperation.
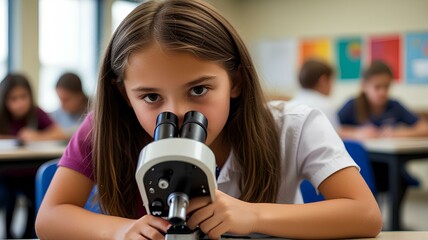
[36,0,382,239]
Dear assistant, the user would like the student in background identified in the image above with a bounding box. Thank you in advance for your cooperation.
[0,73,65,238]
[338,60,428,139]
[338,61,427,227]
[0,73,65,141]
[36,1,381,239]
[50,72,89,137]
[290,59,340,130]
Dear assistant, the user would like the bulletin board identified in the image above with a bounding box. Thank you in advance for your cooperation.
[256,31,428,86]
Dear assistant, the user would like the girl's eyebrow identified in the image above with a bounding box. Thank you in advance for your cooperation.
[184,75,216,87]
[131,75,216,93]
[131,86,159,93]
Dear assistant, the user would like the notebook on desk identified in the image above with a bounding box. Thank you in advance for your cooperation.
[0,138,20,151]
[24,140,68,150]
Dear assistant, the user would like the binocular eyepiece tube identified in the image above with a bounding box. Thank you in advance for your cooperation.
[154,111,208,143]
[153,112,179,141]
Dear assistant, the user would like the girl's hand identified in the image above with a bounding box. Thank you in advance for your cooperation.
[356,125,380,140]
[186,190,258,239]
[379,126,394,138]
[17,128,39,141]
[116,215,170,240]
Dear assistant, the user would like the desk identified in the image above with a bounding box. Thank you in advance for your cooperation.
[221,231,428,239]
[0,145,65,172]
[355,231,428,240]
[363,138,428,231]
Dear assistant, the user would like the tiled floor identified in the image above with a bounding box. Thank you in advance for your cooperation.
[1,189,428,239]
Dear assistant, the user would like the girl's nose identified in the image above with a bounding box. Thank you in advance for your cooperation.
[165,104,189,128]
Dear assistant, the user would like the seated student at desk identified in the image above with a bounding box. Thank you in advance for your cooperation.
[0,73,65,238]
[50,72,89,138]
[337,61,427,229]
[338,60,428,139]
[0,73,65,141]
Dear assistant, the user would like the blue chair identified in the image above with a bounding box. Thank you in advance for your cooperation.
[35,159,100,213]
[300,140,377,203]
[300,179,324,203]
[344,140,377,195]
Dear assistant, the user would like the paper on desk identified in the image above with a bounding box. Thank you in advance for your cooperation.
[24,140,67,150]
[0,139,20,151]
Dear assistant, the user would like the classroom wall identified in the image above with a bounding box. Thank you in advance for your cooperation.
[9,0,40,101]
[209,0,428,111]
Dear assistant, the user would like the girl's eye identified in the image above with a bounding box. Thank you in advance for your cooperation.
[143,94,161,103]
[190,86,208,96]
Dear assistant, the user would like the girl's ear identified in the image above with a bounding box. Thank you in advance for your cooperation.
[230,66,242,98]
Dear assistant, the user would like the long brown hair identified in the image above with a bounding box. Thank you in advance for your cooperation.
[94,0,281,218]
[356,60,393,123]
[0,73,37,134]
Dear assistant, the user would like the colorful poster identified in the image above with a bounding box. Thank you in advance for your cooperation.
[369,35,401,81]
[336,37,362,81]
[299,39,332,63]
[406,32,428,84]
[255,39,298,89]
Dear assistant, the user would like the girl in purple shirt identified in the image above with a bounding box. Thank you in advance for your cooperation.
[0,73,65,141]
[35,1,381,239]
[0,73,64,238]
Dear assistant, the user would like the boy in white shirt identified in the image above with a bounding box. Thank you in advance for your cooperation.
[290,59,340,130]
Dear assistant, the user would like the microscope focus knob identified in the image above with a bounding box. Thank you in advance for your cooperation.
[158,178,169,189]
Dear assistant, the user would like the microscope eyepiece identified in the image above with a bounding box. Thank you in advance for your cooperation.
[154,111,208,143]
[154,112,179,141]
[180,111,208,143]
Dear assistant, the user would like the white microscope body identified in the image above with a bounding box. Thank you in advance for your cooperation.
[136,111,217,240]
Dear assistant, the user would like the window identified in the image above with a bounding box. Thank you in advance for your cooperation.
[112,0,140,32]
[39,0,97,112]
[0,0,7,81]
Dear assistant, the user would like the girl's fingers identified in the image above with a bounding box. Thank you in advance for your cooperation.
[135,234,149,240]
[198,213,222,236]
[186,203,215,229]
[186,196,211,214]
[140,225,165,240]
[146,215,171,233]
[206,221,229,239]
[125,232,148,240]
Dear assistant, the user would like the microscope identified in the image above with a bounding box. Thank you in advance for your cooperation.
[136,111,217,240]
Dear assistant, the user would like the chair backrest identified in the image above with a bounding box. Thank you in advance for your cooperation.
[343,140,377,195]
[300,179,324,203]
[35,159,100,213]
[300,140,377,203]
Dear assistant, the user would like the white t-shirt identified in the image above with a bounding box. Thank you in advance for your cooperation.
[217,101,358,204]
[289,89,340,130]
